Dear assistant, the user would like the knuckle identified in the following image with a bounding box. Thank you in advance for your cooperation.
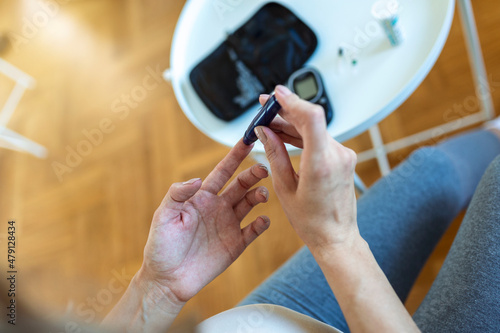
[345,147,357,164]
[237,174,252,190]
[265,145,278,165]
[310,104,325,117]
[306,105,326,126]
[215,163,233,182]
[244,193,257,208]
[169,182,183,195]
[287,97,308,116]
[340,147,357,172]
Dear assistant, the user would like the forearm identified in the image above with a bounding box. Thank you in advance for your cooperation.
[312,234,420,333]
[101,268,184,333]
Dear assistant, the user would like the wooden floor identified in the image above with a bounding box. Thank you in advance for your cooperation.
[0,0,499,328]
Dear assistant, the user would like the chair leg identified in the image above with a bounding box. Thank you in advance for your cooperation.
[0,127,47,158]
[0,81,28,127]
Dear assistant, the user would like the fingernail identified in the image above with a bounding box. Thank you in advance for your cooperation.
[183,178,200,185]
[255,127,267,144]
[258,188,269,201]
[258,164,268,174]
[276,85,292,96]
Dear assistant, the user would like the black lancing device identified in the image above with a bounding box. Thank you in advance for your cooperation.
[243,93,281,145]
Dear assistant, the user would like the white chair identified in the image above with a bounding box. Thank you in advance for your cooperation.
[0,57,47,158]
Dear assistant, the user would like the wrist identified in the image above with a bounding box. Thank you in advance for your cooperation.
[309,230,369,267]
[134,267,186,315]
[101,268,185,333]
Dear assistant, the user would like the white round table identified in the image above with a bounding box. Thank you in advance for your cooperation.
[168,0,455,154]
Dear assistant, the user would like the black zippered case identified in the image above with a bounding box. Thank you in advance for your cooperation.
[189,2,318,121]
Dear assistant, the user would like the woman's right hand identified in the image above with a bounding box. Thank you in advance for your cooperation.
[258,86,421,333]
[256,85,359,256]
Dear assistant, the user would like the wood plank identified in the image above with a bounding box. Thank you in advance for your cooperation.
[0,0,498,325]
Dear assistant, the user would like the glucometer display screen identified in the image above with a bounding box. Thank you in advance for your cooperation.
[288,67,333,125]
[294,74,318,100]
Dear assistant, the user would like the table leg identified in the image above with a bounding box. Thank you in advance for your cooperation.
[353,172,367,195]
[356,1,494,177]
[369,124,391,176]
[457,0,495,120]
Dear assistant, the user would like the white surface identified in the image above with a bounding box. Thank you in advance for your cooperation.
[372,0,400,20]
[197,304,342,333]
[170,0,455,153]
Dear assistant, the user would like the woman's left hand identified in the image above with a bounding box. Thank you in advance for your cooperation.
[139,140,270,307]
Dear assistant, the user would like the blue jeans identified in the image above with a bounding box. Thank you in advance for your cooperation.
[239,130,500,332]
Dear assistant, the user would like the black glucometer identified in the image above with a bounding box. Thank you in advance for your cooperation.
[243,67,333,145]
[288,67,333,124]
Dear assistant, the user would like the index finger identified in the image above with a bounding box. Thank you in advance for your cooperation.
[274,85,329,156]
[201,139,254,194]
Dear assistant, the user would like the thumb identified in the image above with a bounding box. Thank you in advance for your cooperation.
[255,126,297,191]
[162,178,202,210]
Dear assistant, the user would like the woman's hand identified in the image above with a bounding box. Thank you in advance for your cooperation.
[256,87,420,333]
[140,140,270,305]
[102,141,270,332]
[256,86,358,256]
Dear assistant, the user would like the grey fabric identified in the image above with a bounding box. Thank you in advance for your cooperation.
[413,155,500,332]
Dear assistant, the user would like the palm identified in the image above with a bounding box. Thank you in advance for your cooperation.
[142,141,270,302]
